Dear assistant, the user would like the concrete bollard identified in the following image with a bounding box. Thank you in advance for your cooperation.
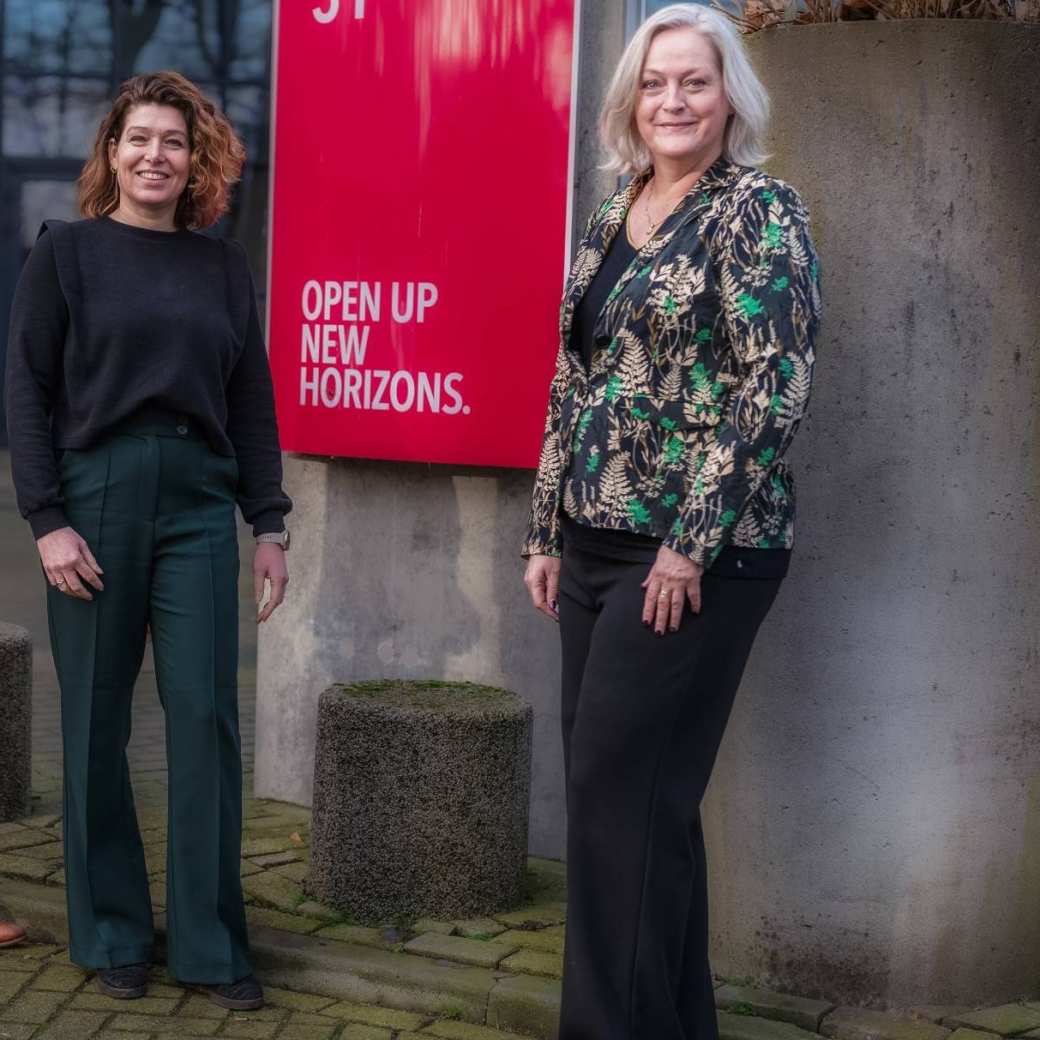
[308,680,533,922]
[0,622,32,822]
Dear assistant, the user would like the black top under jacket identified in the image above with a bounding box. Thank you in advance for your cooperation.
[5,217,292,539]
[565,219,790,581]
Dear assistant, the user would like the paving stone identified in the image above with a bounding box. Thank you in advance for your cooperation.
[822,1007,952,1040]
[278,1026,339,1040]
[272,861,309,883]
[716,984,834,1031]
[490,926,564,955]
[106,1013,222,1034]
[946,1009,1040,1037]
[242,871,305,913]
[295,901,343,921]
[250,852,303,868]
[318,1001,426,1029]
[29,963,88,992]
[287,1013,339,1026]
[339,1027,392,1040]
[146,982,184,999]
[487,975,561,1038]
[220,1018,282,1039]
[49,868,66,885]
[945,1029,1002,1040]
[421,1020,534,1039]
[245,907,323,935]
[242,837,298,858]
[241,859,265,878]
[720,1011,825,1040]
[0,853,58,882]
[498,948,562,979]
[13,841,63,863]
[524,858,568,903]
[69,993,179,1014]
[0,972,31,1002]
[0,987,69,1022]
[452,919,507,939]
[176,994,230,1020]
[313,925,404,950]
[909,1009,973,1025]
[7,945,63,962]
[32,1009,108,1039]
[263,987,336,1012]
[0,831,54,853]
[405,933,516,969]
[0,1022,36,1039]
[414,918,456,936]
[491,903,567,930]
[142,843,167,874]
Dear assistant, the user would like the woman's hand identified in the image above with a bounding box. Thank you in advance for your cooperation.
[254,544,289,623]
[36,527,104,601]
[524,554,561,622]
[641,544,703,635]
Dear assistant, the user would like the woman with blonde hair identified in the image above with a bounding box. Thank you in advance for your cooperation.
[523,5,821,1036]
[5,71,291,1009]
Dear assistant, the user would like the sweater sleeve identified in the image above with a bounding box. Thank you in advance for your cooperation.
[224,241,293,537]
[664,183,821,565]
[4,229,71,540]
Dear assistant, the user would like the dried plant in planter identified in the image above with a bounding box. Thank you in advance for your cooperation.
[719,0,1039,31]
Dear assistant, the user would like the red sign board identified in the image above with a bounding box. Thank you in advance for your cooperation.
[267,0,577,467]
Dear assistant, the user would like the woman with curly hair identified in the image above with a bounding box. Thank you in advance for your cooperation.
[4,71,291,1009]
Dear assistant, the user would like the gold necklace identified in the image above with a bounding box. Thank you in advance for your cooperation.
[644,177,661,237]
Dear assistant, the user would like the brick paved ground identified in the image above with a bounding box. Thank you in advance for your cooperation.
[0,942,536,1039]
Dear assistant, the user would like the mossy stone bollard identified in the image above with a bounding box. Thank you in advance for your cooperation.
[0,622,32,822]
[308,680,533,922]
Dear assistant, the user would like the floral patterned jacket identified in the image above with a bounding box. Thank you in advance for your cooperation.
[522,158,822,566]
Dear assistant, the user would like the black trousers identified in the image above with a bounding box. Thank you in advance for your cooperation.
[558,539,782,1040]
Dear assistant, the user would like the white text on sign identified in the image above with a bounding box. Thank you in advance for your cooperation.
[296,278,470,416]
[312,1,366,24]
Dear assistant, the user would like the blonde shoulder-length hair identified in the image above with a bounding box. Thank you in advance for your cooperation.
[600,3,770,175]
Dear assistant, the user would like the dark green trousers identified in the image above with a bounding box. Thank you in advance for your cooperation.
[48,416,251,982]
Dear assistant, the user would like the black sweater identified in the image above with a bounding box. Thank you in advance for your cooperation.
[5,217,291,539]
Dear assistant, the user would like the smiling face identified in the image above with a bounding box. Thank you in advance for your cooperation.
[635,28,733,172]
[107,103,191,224]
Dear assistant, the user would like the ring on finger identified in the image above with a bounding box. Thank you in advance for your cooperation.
[56,578,67,588]
[657,591,669,599]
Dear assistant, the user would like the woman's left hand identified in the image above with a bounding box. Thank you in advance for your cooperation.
[254,544,289,623]
[641,545,704,635]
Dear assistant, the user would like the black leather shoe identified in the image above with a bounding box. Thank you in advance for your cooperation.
[207,974,263,1010]
[96,963,148,999]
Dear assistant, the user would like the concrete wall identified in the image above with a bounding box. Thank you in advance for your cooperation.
[257,14,1040,1008]
[255,3,626,859]
[703,22,1040,1008]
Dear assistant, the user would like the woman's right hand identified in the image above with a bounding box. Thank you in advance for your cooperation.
[36,527,105,601]
[524,554,561,622]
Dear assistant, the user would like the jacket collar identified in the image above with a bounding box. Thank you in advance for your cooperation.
[561,157,744,372]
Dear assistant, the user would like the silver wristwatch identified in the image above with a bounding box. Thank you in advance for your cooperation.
[256,530,291,551]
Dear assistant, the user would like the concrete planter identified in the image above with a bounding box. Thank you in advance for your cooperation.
[704,23,1040,1008]
[308,680,533,922]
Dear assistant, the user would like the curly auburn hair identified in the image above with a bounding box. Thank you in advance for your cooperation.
[79,71,246,230]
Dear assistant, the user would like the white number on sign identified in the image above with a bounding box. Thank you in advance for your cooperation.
[312,0,366,22]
